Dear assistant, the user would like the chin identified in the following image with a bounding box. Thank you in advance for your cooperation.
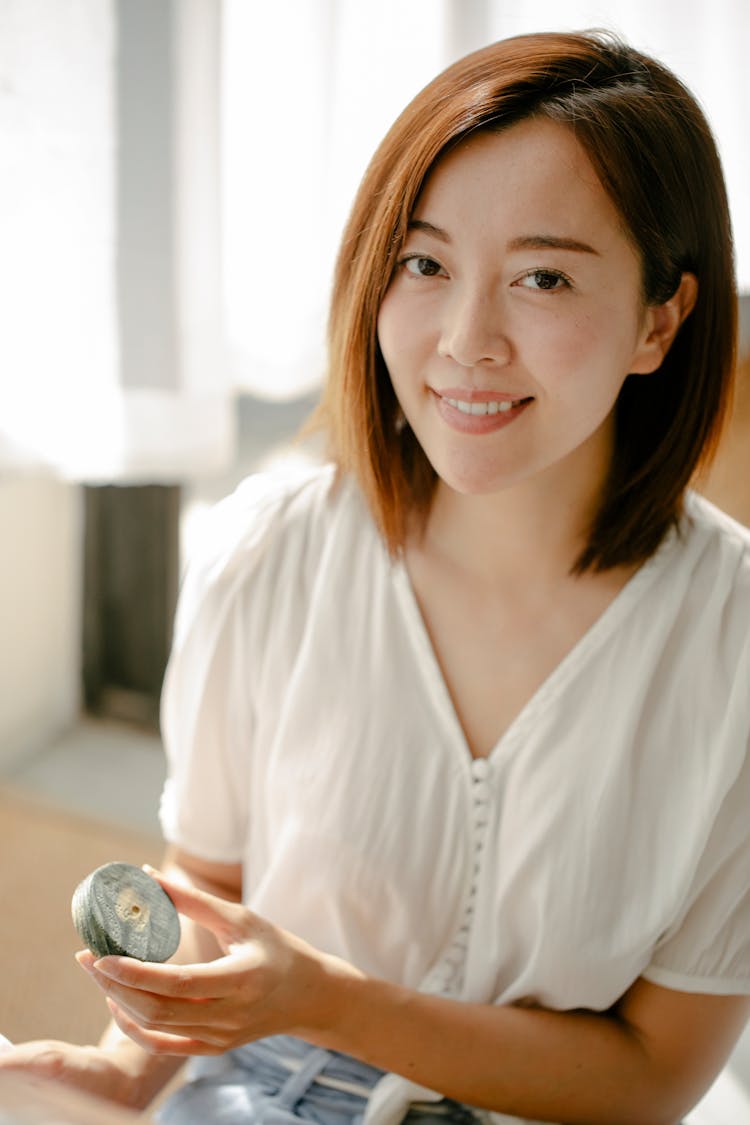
[431,460,518,497]
[414,433,527,496]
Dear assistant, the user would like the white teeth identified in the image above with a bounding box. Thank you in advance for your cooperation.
[444,396,518,415]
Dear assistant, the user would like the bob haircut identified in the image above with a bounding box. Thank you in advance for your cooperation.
[316,30,737,571]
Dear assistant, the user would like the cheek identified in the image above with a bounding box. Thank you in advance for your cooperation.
[377,293,425,382]
[376,295,399,373]
[530,307,635,389]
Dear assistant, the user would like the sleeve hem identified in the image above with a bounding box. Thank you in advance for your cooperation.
[642,964,750,996]
[160,824,244,867]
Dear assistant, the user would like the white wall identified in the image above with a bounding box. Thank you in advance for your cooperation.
[0,476,82,769]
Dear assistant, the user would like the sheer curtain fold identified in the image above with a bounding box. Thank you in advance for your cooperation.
[0,0,119,475]
[0,0,232,481]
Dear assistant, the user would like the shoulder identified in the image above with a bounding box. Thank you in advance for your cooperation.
[623,492,750,771]
[172,463,371,642]
[683,490,750,557]
[655,490,750,607]
[187,461,336,567]
[676,491,750,622]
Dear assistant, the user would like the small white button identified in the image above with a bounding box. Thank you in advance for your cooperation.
[472,780,491,802]
[471,758,491,780]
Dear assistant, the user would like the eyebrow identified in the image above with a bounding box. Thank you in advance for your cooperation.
[407,219,600,256]
[507,234,600,256]
[407,219,450,242]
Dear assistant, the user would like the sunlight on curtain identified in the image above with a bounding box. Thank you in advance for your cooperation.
[0,0,120,473]
[0,0,233,480]
[222,0,749,403]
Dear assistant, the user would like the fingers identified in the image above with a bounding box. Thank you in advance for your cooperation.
[143,866,249,945]
[106,999,220,1057]
[77,948,248,1000]
[81,949,269,1055]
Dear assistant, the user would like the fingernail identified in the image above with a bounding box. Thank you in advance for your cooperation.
[93,956,123,978]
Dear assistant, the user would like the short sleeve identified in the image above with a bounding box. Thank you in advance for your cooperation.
[158,467,326,862]
[643,737,750,996]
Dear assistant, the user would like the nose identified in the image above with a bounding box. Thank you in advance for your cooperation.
[437,285,512,368]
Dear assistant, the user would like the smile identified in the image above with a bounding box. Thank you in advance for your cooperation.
[433,390,532,435]
[442,396,524,416]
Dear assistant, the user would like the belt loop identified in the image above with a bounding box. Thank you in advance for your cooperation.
[273,1046,335,1110]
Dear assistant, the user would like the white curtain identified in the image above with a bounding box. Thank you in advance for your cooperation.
[0,0,119,474]
[0,0,232,481]
[223,0,750,403]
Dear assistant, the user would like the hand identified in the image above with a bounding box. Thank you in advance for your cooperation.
[78,868,358,1057]
[0,1039,144,1107]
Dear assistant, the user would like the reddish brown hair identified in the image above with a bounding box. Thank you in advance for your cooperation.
[315,30,737,570]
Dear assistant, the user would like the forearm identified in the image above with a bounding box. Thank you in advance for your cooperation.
[307,964,680,1125]
[95,851,235,1109]
[94,1023,184,1110]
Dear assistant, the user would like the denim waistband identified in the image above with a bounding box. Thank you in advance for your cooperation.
[234,1037,481,1120]
[156,1035,484,1125]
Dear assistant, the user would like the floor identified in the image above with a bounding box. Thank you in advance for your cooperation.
[2,716,166,838]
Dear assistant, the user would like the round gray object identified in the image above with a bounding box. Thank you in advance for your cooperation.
[72,861,180,962]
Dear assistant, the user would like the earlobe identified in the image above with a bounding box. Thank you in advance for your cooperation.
[631,272,699,375]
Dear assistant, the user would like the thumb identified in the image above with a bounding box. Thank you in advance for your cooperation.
[143,865,250,946]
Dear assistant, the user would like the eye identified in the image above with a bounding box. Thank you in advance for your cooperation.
[400,254,446,278]
[516,269,571,291]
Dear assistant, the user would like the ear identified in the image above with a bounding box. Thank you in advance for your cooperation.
[630,272,698,375]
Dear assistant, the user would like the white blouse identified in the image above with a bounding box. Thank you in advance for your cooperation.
[159,464,750,1125]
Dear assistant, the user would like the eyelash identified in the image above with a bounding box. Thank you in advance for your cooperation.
[397,255,572,292]
[517,268,572,292]
[398,254,445,278]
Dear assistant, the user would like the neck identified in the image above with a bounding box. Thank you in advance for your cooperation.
[419,472,603,590]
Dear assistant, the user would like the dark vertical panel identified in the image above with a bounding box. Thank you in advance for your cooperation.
[82,485,180,728]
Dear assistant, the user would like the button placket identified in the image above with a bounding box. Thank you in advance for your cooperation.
[424,758,493,997]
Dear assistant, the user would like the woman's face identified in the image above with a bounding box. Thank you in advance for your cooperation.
[377,117,665,501]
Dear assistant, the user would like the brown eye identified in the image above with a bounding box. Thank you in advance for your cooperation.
[403,256,443,277]
[519,269,569,291]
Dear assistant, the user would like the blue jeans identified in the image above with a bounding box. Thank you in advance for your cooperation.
[155,1035,482,1124]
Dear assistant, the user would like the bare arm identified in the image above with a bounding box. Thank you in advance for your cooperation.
[314,969,750,1125]
[89,874,750,1124]
[0,846,243,1110]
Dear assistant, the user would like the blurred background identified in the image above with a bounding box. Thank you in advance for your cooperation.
[0,2,749,1111]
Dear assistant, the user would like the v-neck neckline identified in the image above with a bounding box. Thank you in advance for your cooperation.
[390,526,678,767]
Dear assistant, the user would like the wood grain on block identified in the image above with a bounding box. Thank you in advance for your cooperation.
[72,862,180,962]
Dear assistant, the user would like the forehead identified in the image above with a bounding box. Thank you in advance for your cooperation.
[413,117,629,251]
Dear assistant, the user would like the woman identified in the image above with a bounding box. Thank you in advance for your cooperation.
[2,30,749,1125]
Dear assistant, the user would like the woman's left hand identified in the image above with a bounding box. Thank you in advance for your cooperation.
[77,868,356,1056]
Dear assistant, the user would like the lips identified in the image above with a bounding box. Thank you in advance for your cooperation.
[432,388,532,433]
[442,396,525,416]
